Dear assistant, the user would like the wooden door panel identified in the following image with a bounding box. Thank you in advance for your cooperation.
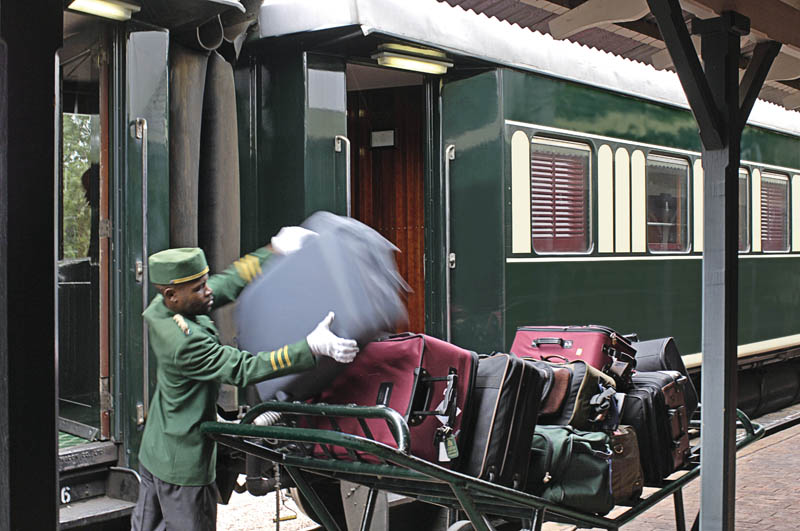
[348,86,425,333]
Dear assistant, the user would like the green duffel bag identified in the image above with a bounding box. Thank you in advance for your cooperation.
[528,425,614,516]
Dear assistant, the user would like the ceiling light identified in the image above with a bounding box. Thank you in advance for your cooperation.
[371,43,453,75]
[68,0,141,21]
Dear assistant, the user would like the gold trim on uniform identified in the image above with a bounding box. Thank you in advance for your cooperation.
[170,266,210,285]
[269,350,278,371]
[233,254,263,283]
[172,314,191,335]
[276,346,286,369]
[283,345,291,367]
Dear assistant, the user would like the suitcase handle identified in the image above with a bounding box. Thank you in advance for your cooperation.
[408,369,458,427]
[533,337,572,348]
[540,353,570,364]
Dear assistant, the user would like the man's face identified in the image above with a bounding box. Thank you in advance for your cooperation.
[166,274,214,316]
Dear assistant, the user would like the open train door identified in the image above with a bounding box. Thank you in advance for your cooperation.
[441,69,505,354]
[117,22,170,469]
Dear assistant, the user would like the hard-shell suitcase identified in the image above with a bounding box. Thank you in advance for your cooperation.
[524,359,617,431]
[610,425,644,505]
[461,353,545,489]
[620,370,690,485]
[312,333,478,468]
[511,325,636,376]
[631,337,698,418]
[236,212,410,402]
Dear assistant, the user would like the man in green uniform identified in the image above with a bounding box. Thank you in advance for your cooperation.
[131,230,358,531]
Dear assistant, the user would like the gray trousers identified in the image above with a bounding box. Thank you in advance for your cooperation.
[130,464,218,531]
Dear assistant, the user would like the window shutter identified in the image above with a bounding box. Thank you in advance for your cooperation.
[531,150,588,253]
[761,177,788,252]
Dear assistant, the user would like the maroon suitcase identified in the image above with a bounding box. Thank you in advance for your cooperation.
[511,325,636,374]
[311,333,478,468]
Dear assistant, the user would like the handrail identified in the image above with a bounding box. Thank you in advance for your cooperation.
[237,401,410,454]
[134,117,149,424]
[334,135,351,217]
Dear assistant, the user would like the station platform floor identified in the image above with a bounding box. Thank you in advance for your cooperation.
[605,421,800,531]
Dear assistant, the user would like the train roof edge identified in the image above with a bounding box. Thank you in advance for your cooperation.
[257,0,800,138]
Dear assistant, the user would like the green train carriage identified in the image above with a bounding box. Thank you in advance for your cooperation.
[53,0,800,526]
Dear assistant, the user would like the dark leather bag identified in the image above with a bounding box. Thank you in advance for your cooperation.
[610,425,644,505]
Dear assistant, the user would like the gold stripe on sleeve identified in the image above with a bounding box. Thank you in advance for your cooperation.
[269,351,278,371]
[234,260,251,282]
[283,345,291,367]
[246,255,262,278]
[276,347,285,369]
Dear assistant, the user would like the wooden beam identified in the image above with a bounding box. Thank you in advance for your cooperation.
[548,0,650,39]
[765,51,800,81]
[646,0,723,148]
[684,0,800,54]
[739,40,782,129]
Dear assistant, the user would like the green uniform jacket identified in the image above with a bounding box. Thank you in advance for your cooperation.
[138,247,316,486]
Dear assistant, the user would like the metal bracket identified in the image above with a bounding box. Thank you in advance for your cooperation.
[448,252,456,269]
[99,218,112,238]
[136,402,145,426]
[135,260,144,283]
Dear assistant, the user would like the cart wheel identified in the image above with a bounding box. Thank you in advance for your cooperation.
[447,520,475,531]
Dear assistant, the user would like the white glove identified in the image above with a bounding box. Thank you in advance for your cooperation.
[306,312,359,363]
[270,226,317,255]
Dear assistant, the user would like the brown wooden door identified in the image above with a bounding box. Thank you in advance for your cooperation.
[347,86,425,333]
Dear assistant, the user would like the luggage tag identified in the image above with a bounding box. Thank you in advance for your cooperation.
[435,426,459,462]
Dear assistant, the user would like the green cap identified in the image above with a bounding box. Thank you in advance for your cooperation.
[148,248,209,285]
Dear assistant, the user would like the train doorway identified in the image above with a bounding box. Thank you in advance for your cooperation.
[58,12,112,444]
[345,64,427,333]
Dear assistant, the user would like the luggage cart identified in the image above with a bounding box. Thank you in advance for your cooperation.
[202,402,763,531]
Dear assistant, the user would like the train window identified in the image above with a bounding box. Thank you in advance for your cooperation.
[761,172,790,252]
[739,168,750,252]
[646,154,689,252]
[530,137,591,253]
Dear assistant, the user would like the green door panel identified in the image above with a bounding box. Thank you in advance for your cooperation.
[442,70,505,353]
[117,26,170,468]
[236,50,347,248]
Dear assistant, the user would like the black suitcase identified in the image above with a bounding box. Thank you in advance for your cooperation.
[461,353,545,489]
[632,337,698,418]
[620,370,690,486]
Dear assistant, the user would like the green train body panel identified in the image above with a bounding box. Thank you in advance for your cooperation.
[236,50,347,251]
[443,70,506,353]
[438,66,800,355]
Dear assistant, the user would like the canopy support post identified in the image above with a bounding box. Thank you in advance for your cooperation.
[646,1,780,529]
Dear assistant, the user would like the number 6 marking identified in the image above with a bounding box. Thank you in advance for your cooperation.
[61,486,71,504]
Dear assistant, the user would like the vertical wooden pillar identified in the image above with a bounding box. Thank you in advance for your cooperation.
[647,1,780,528]
[0,2,63,528]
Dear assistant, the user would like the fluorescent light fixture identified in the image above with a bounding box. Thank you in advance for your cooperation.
[68,0,141,21]
[371,43,453,75]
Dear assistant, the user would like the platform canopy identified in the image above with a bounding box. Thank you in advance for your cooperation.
[444,0,800,111]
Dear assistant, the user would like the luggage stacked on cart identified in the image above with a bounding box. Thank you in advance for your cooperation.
[307,333,479,469]
[511,325,696,514]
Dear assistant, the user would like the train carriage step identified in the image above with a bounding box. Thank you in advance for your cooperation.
[59,467,139,529]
